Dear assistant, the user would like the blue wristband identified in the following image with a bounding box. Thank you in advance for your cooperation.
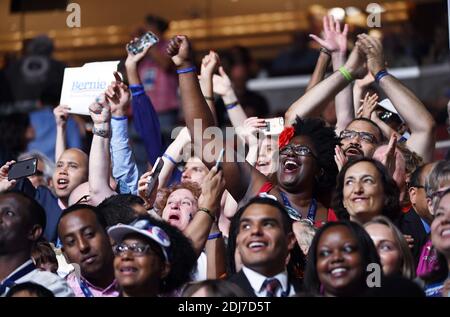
[177,66,197,74]
[375,70,389,83]
[225,101,239,110]
[112,116,127,121]
[163,153,178,165]
[208,232,223,240]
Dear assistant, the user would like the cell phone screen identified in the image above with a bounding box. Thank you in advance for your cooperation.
[8,158,38,181]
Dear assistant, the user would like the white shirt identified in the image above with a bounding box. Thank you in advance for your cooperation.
[1,260,75,297]
[191,252,207,282]
[242,266,296,297]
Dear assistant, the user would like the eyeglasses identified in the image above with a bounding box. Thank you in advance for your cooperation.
[75,194,90,205]
[428,187,450,200]
[340,130,378,144]
[113,243,153,257]
[279,144,318,160]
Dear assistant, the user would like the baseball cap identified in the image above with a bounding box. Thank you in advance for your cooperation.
[108,219,171,261]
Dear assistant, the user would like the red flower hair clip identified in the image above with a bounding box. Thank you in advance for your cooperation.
[278,126,295,149]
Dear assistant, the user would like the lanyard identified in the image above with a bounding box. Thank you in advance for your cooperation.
[0,261,36,295]
[280,191,317,222]
[78,278,95,298]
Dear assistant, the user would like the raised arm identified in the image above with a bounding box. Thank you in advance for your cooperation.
[88,95,116,206]
[285,42,367,125]
[0,161,17,193]
[125,40,163,165]
[105,74,139,194]
[158,127,191,189]
[213,67,248,127]
[305,50,331,92]
[310,15,353,133]
[53,105,70,161]
[357,34,436,162]
[167,36,265,201]
[199,51,220,125]
[353,72,375,116]
[184,167,225,257]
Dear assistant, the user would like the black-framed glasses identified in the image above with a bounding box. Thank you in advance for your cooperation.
[113,243,153,257]
[75,194,91,205]
[340,130,378,144]
[279,144,318,160]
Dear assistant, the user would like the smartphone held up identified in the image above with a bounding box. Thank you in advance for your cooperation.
[8,158,38,181]
[127,32,159,55]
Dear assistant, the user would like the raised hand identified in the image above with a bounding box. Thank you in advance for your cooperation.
[197,167,226,216]
[166,35,193,68]
[137,171,159,209]
[356,34,385,76]
[125,37,155,66]
[105,72,131,117]
[0,161,17,193]
[309,15,348,54]
[343,42,367,79]
[212,67,233,97]
[89,94,111,125]
[381,134,398,177]
[357,92,379,119]
[334,146,347,172]
[200,51,220,80]
[53,105,70,127]
[236,117,266,145]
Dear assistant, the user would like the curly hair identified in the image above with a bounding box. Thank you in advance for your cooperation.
[304,221,381,296]
[155,182,202,213]
[136,216,197,293]
[332,157,401,222]
[96,194,144,228]
[291,116,340,191]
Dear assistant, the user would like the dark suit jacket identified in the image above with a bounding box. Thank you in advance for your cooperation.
[228,269,303,297]
[398,208,429,266]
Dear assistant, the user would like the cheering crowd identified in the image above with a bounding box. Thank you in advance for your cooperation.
[0,15,449,298]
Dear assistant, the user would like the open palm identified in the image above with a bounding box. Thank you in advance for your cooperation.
[310,15,348,53]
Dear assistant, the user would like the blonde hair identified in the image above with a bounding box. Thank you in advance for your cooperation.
[364,216,415,280]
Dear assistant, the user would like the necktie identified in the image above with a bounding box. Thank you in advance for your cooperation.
[263,278,281,297]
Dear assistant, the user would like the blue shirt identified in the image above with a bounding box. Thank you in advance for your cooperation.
[110,117,139,195]
[27,107,83,162]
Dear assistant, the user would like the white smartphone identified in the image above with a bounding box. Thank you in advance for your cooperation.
[261,117,285,136]
[146,157,164,197]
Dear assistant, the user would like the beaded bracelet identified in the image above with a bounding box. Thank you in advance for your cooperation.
[339,66,353,82]
[177,66,197,74]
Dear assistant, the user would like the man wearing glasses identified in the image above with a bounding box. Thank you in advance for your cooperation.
[401,163,437,265]
[339,118,383,160]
